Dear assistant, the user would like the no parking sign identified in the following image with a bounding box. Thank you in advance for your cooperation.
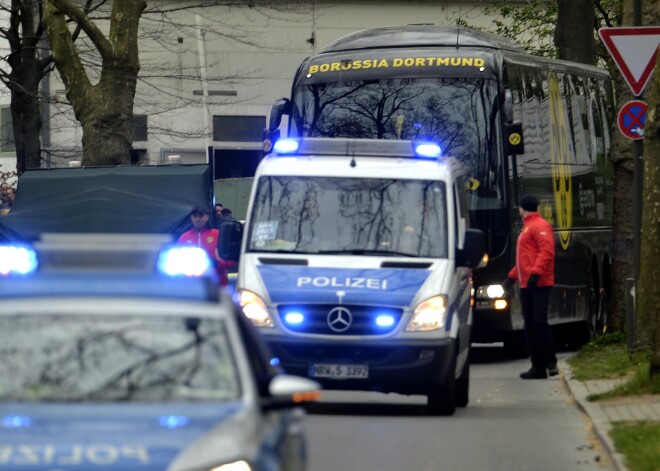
[617,100,647,140]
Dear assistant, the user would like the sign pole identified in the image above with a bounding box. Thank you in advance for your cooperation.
[632,0,643,345]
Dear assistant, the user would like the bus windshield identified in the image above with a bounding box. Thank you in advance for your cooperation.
[290,77,505,211]
[248,176,448,258]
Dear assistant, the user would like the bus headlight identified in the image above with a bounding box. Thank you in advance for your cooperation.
[474,284,509,310]
[405,295,447,331]
[239,290,274,327]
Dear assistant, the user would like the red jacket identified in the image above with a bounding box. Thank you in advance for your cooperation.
[177,226,234,285]
[508,212,555,288]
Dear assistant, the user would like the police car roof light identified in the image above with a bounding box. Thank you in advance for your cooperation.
[157,246,212,277]
[414,142,442,159]
[273,138,300,154]
[0,245,38,276]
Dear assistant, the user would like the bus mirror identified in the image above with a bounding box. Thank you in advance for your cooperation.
[268,98,292,131]
[504,121,524,156]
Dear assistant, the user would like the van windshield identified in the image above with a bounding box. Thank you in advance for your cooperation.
[247,176,447,258]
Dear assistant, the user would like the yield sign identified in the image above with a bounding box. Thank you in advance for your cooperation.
[598,27,660,96]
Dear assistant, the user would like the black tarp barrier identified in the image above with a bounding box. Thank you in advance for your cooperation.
[0,165,213,242]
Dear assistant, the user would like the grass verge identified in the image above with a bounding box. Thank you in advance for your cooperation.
[610,421,660,471]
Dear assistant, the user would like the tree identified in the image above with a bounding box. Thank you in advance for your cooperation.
[631,0,660,385]
[42,0,146,166]
[1,0,52,173]
[555,0,596,64]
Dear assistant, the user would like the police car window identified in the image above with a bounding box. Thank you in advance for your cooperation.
[248,176,448,258]
[0,315,241,402]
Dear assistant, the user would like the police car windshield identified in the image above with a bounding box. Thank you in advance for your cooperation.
[248,176,448,258]
[290,77,505,212]
[0,315,241,402]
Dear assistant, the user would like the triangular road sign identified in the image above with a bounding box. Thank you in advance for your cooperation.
[599,27,660,96]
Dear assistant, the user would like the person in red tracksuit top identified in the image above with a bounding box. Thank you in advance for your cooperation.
[503,194,558,379]
[177,205,234,286]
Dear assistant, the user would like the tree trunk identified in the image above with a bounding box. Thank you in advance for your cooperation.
[6,0,48,173]
[555,0,596,64]
[43,0,146,166]
[640,44,660,383]
[10,66,43,173]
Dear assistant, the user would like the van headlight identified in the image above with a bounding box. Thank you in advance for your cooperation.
[405,295,447,331]
[239,290,274,327]
[209,460,252,471]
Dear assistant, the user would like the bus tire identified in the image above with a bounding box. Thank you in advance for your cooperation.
[503,331,528,358]
[427,356,456,416]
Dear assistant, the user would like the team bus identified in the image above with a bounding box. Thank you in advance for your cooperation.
[263,25,614,355]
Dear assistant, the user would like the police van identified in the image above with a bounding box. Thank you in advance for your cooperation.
[232,138,486,416]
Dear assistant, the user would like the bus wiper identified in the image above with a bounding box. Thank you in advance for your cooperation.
[314,249,416,257]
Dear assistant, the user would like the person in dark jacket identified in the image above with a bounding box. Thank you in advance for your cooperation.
[503,194,558,379]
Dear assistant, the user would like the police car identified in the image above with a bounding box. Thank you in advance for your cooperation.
[230,138,485,416]
[0,234,320,471]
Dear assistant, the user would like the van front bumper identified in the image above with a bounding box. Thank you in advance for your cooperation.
[263,336,456,395]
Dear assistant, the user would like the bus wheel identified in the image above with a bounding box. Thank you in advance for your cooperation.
[455,351,470,408]
[595,288,608,335]
[503,331,528,358]
[427,356,456,416]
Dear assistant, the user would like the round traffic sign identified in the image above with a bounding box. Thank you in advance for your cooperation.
[617,100,647,140]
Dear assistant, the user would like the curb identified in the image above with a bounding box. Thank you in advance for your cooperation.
[559,360,628,471]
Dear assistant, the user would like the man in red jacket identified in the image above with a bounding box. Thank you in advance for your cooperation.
[503,194,558,379]
[177,205,233,286]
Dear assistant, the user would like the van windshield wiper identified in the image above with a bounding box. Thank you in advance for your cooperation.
[313,249,416,257]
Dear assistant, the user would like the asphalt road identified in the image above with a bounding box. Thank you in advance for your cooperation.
[303,345,613,471]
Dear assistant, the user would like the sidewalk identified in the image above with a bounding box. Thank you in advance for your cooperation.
[559,360,660,471]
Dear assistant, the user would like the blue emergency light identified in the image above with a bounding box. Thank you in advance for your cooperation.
[0,245,38,276]
[273,138,300,154]
[156,246,212,277]
[414,143,442,159]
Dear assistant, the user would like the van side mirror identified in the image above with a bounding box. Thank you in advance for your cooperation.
[504,121,524,156]
[457,228,487,268]
[217,219,243,263]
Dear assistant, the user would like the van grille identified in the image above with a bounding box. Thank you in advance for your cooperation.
[277,304,403,335]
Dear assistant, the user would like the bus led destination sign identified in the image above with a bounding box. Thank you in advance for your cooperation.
[307,56,487,75]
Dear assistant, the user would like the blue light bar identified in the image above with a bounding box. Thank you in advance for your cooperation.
[414,143,442,159]
[157,246,212,277]
[0,245,38,276]
[273,138,300,154]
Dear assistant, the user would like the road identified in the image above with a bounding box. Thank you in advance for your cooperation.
[303,345,613,471]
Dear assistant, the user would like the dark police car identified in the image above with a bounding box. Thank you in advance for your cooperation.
[0,234,320,471]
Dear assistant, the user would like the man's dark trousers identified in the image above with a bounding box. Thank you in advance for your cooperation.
[520,286,557,369]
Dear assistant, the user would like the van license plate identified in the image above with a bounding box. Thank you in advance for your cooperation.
[311,364,369,379]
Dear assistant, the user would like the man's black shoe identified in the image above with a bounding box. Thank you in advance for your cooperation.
[547,363,559,377]
[520,368,548,379]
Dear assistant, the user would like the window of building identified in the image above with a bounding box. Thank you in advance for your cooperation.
[213,116,265,142]
[132,114,148,142]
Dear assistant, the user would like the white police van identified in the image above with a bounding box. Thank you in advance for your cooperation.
[234,138,485,416]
